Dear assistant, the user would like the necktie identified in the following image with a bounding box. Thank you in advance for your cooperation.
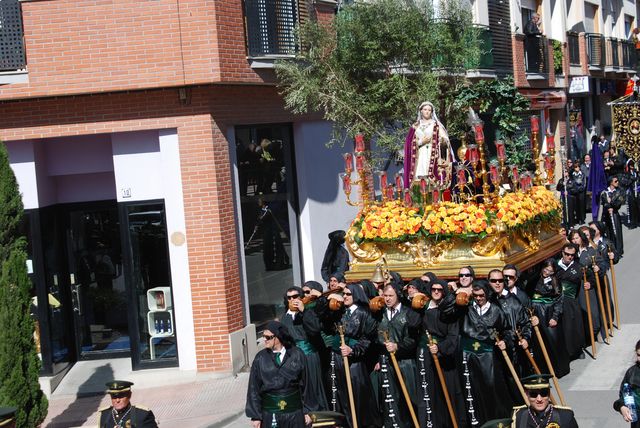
[275,352,281,366]
[390,308,396,319]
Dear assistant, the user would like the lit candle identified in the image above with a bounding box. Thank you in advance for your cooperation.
[355,153,365,172]
[468,144,479,164]
[490,163,499,184]
[456,167,466,186]
[546,133,555,152]
[395,173,403,190]
[544,154,553,171]
[510,165,519,183]
[530,116,540,133]
[378,171,388,191]
[473,121,484,142]
[343,153,353,174]
[432,189,440,202]
[355,134,365,153]
[495,140,506,161]
[404,189,412,206]
[340,173,351,194]
[419,176,427,193]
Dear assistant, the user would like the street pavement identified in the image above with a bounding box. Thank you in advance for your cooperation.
[43,221,640,428]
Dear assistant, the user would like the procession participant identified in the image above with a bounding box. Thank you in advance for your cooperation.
[580,225,615,326]
[570,229,606,342]
[448,265,475,292]
[590,221,621,267]
[419,279,468,428]
[600,175,625,255]
[554,241,586,361]
[99,381,158,428]
[503,264,531,309]
[440,266,475,322]
[443,279,513,425]
[281,286,328,411]
[557,169,577,229]
[372,282,421,428]
[622,159,640,228]
[328,272,347,292]
[323,283,381,428]
[246,321,311,428]
[613,339,640,428]
[321,230,350,284]
[512,374,578,427]
[529,259,570,378]
[570,161,587,224]
[488,269,533,381]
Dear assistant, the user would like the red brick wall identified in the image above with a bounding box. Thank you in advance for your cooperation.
[0,84,317,371]
[0,0,335,101]
[512,34,556,88]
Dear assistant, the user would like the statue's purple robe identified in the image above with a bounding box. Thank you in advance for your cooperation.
[403,127,417,189]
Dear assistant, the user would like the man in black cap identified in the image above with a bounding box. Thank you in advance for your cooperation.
[512,374,578,427]
[245,320,312,428]
[98,381,157,428]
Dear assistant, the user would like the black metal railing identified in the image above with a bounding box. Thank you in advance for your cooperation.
[244,0,299,57]
[525,35,548,74]
[567,32,580,65]
[608,38,620,67]
[585,33,605,67]
[476,25,494,68]
[621,40,637,68]
[0,0,27,72]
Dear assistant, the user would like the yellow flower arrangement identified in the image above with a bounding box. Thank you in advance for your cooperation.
[358,201,423,240]
[352,187,560,242]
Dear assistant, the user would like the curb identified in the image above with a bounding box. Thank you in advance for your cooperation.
[202,409,245,428]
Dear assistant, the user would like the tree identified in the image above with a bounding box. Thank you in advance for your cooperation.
[275,0,483,159]
[0,142,48,427]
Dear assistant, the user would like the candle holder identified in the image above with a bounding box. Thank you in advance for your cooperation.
[495,139,507,179]
[473,120,491,201]
[404,188,413,207]
[510,164,520,191]
[340,135,373,207]
[376,171,388,201]
[530,116,543,186]
[355,133,365,153]
[543,153,555,185]
[418,176,428,206]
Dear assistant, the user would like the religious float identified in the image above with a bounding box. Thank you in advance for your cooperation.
[341,107,566,280]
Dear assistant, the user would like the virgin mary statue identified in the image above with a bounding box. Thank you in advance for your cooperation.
[403,101,453,188]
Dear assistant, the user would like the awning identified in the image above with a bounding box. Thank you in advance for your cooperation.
[520,89,567,110]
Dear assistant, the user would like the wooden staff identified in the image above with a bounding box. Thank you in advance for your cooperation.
[516,328,556,405]
[382,330,420,428]
[608,246,621,329]
[337,324,358,428]
[528,309,567,406]
[591,256,610,343]
[602,273,615,336]
[582,268,597,358]
[426,331,458,428]
[491,330,528,404]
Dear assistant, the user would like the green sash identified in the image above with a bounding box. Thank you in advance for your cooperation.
[561,281,578,299]
[531,294,555,304]
[295,339,317,355]
[261,391,303,413]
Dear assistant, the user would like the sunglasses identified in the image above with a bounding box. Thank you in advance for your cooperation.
[472,293,486,298]
[527,389,550,398]
[343,292,353,296]
[110,393,128,399]
[459,273,473,278]
[286,294,300,300]
[489,278,504,283]
[504,274,516,280]
[303,290,311,294]
[263,334,275,341]
[562,251,575,258]
[431,287,444,292]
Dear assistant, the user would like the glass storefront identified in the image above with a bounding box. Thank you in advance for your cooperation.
[122,202,177,367]
[235,124,299,330]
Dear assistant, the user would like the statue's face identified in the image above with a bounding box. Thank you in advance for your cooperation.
[420,104,433,120]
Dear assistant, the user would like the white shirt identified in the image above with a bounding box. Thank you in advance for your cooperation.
[286,310,297,320]
[473,301,491,316]
[273,347,286,363]
[386,303,402,320]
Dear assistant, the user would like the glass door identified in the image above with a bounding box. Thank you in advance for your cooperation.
[65,204,129,359]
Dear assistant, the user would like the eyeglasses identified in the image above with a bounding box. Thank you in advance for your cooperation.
[472,293,486,299]
[504,274,516,280]
[562,251,575,258]
[489,278,504,283]
[527,389,550,398]
[286,294,300,300]
[459,273,473,278]
[263,334,275,341]
[343,292,353,296]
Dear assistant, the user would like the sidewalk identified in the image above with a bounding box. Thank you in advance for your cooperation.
[42,359,249,428]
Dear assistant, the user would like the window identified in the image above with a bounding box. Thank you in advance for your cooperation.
[244,0,300,57]
[0,0,27,71]
[625,14,634,38]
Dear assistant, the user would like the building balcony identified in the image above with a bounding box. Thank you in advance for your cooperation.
[567,32,580,66]
[0,0,27,73]
[621,40,638,69]
[585,33,606,69]
[606,37,620,70]
[244,0,300,58]
[524,35,548,75]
